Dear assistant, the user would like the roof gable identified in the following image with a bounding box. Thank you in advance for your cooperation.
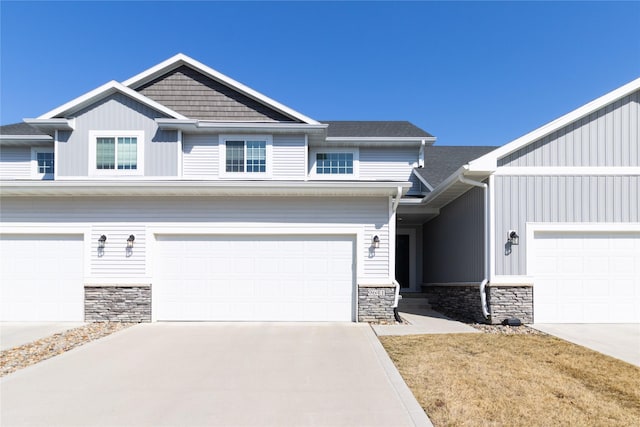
[123,54,319,124]
[415,146,498,188]
[469,77,640,171]
[35,81,188,120]
[137,65,296,122]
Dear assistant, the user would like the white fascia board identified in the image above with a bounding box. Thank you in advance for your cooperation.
[0,180,412,197]
[156,119,327,134]
[468,77,640,172]
[494,166,640,176]
[0,134,53,142]
[23,118,75,132]
[36,81,188,120]
[122,53,320,125]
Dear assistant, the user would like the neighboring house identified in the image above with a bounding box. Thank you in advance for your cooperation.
[411,77,640,324]
[0,54,434,323]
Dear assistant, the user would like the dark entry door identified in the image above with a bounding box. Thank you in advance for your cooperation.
[396,234,410,289]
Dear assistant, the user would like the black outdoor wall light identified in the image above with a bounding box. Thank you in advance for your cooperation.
[372,235,380,248]
[98,235,107,248]
[127,234,135,248]
[508,230,519,245]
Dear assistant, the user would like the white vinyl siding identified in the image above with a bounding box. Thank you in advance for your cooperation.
[0,146,31,179]
[272,135,306,179]
[359,147,418,181]
[1,196,391,281]
[182,134,219,177]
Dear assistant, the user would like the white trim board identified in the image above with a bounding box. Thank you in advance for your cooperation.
[494,167,640,176]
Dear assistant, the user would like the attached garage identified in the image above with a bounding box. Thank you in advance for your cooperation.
[0,235,85,321]
[531,230,640,323]
[154,235,356,321]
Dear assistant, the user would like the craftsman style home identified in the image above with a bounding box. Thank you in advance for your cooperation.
[1,54,638,325]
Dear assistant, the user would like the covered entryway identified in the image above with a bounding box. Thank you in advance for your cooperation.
[154,235,355,321]
[0,235,84,321]
[531,230,640,323]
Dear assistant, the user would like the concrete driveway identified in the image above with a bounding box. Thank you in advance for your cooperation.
[1,322,431,427]
[531,324,640,367]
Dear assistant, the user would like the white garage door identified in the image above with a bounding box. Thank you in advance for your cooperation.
[532,231,640,323]
[155,235,355,321]
[0,235,84,321]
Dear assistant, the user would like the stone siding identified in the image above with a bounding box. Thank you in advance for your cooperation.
[487,286,533,324]
[422,285,486,322]
[85,286,151,322]
[423,284,533,324]
[358,286,396,323]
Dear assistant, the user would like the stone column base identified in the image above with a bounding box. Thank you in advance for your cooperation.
[358,285,396,324]
[84,285,151,322]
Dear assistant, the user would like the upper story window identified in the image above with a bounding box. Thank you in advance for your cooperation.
[31,148,54,180]
[219,135,272,178]
[310,147,359,179]
[89,131,144,176]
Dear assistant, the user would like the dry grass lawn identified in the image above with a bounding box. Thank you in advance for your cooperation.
[380,333,640,426]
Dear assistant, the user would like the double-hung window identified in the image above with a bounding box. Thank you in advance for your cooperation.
[220,135,271,177]
[89,131,144,175]
[310,148,359,179]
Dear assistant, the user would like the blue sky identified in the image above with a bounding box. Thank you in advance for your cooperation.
[1,1,638,146]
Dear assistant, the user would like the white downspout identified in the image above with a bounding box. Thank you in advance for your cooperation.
[391,186,403,309]
[458,175,491,320]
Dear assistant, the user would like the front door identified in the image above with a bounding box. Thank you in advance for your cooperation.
[396,234,410,289]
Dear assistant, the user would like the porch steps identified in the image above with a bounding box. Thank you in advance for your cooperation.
[398,294,432,312]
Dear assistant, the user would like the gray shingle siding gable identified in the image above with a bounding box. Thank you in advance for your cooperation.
[136,65,297,122]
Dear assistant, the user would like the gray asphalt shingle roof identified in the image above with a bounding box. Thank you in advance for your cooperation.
[416,145,498,189]
[322,121,433,138]
[0,122,48,136]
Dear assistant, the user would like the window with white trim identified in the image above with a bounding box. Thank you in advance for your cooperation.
[219,135,272,177]
[89,131,144,175]
[310,148,359,179]
[31,148,54,180]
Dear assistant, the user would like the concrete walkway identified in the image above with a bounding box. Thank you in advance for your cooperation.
[531,323,640,367]
[0,322,86,351]
[1,322,432,427]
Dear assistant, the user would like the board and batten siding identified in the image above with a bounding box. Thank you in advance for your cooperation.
[494,175,640,276]
[137,65,295,122]
[0,146,31,179]
[56,93,178,177]
[423,186,485,283]
[499,90,640,167]
[1,196,391,280]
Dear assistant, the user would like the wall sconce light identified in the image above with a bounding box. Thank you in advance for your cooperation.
[372,235,380,248]
[508,230,519,245]
[127,234,135,248]
[98,235,107,248]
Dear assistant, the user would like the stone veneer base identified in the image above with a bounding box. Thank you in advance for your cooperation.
[358,285,396,324]
[423,284,533,324]
[84,285,151,322]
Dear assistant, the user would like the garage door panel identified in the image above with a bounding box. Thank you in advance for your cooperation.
[533,231,640,323]
[0,235,84,321]
[155,235,354,321]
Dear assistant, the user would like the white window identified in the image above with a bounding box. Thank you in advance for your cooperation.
[31,147,54,180]
[219,135,272,178]
[310,148,359,179]
[89,131,144,176]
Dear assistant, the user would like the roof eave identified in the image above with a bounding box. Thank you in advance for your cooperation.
[156,119,328,134]
[0,180,412,197]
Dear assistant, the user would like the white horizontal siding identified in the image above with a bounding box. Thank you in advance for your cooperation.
[359,147,418,181]
[90,225,146,278]
[1,196,391,281]
[182,134,219,177]
[0,146,31,179]
[272,135,306,179]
